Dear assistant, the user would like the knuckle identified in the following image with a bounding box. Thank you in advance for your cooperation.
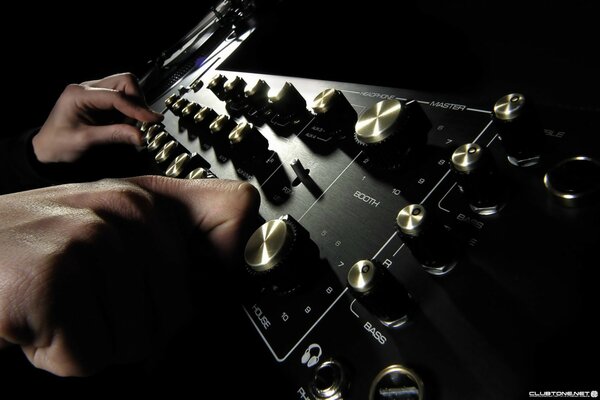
[99,180,154,220]
[236,182,261,212]
[63,83,82,97]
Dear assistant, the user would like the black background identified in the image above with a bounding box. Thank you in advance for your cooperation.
[1,0,599,396]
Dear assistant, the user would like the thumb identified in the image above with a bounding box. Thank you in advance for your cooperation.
[126,176,261,261]
[85,124,143,146]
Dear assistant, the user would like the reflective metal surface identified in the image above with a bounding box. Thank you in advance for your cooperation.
[244,219,293,272]
[210,114,230,133]
[165,153,190,177]
[369,364,424,400]
[229,122,253,144]
[493,93,526,121]
[186,167,208,179]
[147,131,168,151]
[155,140,178,163]
[347,260,377,293]
[451,143,483,172]
[355,99,403,144]
[396,204,427,236]
[312,88,339,114]
[194,106,216,124]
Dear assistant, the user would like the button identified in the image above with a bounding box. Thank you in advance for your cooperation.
[396,204,457,275]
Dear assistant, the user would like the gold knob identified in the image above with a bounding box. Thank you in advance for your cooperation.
[451,143,485,173]
[244,219,294,272]
[493,93,526,121]
[165,153,190,177]
[186,167,209,179]
[147,131,169,152]
[165,93,180,108]
[347,260,377,293]
[396,204,427,236]
[355,99,403,145]
[181,102,201,118]
[155,140,178,163]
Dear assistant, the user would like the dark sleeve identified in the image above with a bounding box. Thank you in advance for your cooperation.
[1,129,153,195]
[0,129,60,194]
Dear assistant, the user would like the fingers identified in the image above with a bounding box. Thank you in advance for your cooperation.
[81,72,144,98]
[84,123,143,146]
[126,176,261,262]
[69,84,162,122]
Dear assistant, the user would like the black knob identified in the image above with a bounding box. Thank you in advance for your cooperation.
[544,156,600,207]
[354,99,430,169]
[312,88,357,136]
[190,106,218,143]
[268,82,310,136]
[229,122,270,168]
[451,143,505,215]
[347,260,411,328]
[244,215,318,293]
[244,79,271,123]
[207,74,228,100]
[396,204,456,275]
[222,76,247,102]
[209,114,235,144]
[492,93,543,167]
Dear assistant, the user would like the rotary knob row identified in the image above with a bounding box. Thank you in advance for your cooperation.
[206,74,359,140]
[142,123,214,179]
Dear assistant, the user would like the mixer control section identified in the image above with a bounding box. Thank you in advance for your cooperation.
[242,217,346,359]
[145,66,598,398]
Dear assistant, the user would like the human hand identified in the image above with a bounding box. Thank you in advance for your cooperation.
[0,177,259,376]
[32,73,163,163]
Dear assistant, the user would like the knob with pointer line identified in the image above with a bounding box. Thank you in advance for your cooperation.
[396,204,457,275]
[451,143,505,215]
[347,259,411,328]
[492,93,543,167]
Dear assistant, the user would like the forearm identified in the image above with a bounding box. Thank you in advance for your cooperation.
[0,129,58,194]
